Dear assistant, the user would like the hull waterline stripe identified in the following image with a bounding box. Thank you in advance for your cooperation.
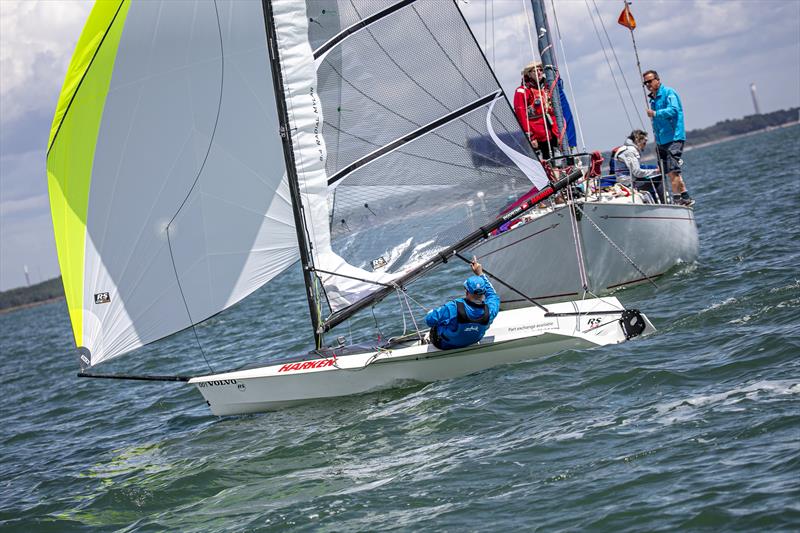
[327,91,501,187]
[312,0,418,60]
[599,215,694,221]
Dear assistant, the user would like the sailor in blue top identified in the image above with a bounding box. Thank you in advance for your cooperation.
[425,257,501,350]
[644,69,694,206]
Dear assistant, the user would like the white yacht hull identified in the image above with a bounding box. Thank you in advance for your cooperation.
[473,200,698,306]
[191,297,653,415]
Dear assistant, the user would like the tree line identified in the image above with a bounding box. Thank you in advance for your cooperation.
[0,277,64,311]
[686,107,799,147]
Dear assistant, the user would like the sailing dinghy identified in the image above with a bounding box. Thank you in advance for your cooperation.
[47,0,653,416]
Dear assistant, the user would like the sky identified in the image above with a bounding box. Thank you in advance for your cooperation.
[0,0,798,291]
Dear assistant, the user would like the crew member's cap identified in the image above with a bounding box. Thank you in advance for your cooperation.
[522,61,543,77]
[464,275,487,295]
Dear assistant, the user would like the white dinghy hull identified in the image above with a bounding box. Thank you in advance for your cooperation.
[474,200,698,306]
[191,297,653,415]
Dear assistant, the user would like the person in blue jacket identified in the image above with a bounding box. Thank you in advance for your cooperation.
[425,257,500,350]
[643,70,694,207]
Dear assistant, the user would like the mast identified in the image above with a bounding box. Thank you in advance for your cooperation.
[261,0,323,348]
[530,0,566,153]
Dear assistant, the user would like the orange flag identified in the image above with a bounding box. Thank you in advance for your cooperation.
[618,4,637,30]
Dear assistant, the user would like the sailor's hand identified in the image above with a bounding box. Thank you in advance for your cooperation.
[471,256,483,276]
[646,109,655,118]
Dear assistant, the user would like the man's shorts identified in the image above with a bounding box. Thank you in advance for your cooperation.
[657,141,684,174]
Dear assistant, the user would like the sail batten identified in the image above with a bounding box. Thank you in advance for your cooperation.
[313,0,418,61]
[328,91,502,187]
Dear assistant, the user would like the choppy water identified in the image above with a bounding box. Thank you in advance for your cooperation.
[2,125,799,531]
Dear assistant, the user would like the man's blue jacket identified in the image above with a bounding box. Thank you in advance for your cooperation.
[649,85,685,145]
[425,275,500,349]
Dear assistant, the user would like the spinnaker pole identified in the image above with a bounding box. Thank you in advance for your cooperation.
[261,0,324,348]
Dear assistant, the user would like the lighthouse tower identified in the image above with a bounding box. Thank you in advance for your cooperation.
[749,83,761,115]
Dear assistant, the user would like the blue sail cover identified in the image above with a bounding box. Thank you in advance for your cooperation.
[558,78,577,149]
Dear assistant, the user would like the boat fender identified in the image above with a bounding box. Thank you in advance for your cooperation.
[619,309,646,339]
[456,301,490,325]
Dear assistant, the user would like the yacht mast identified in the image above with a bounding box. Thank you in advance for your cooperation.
[261,0,323,348]
[530,0,566,153]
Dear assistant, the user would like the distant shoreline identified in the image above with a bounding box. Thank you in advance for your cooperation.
[0,295,64,315]
[686,120,799,152]
[641,120,799,162]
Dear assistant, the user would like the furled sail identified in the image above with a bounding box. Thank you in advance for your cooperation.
[47,1,298,366]
[275,0,542,318]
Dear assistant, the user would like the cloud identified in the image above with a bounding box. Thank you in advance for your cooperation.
[462,0,800,148]
[0,0,92,127]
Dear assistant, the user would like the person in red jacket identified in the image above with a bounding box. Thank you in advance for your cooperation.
[514,61,560,161]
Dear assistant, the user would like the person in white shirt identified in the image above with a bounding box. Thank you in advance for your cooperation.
[613,129,662,202]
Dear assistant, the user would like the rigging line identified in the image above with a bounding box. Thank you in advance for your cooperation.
[414,3,483,98]
[491,0,495,68]
[521,0,537,64]
[311,267,394,288]
[484,0,488,53]
[328,92,501,187]
[583,286,624,310]
[371,305,384,341]
[521,2,554,160]
[165,0,227,375]
[47,0,126,156]
[591,0,644,130]
[565,186,590,293]
[520,0,544,157]
[402,289,433,314]
[584,0,634,131]
[547,0,587,151]
[575,204,658,289]
[453,252,549,313]
[166,231,214,374]
[339,0,475,114]
[398,287,425,340]
[395,288,408,336]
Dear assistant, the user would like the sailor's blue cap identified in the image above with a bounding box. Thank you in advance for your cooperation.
[464,275,487,295]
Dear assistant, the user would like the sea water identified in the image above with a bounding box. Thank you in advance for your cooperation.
[1,125,798,531]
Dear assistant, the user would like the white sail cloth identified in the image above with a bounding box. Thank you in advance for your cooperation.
[272,0,401,310]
